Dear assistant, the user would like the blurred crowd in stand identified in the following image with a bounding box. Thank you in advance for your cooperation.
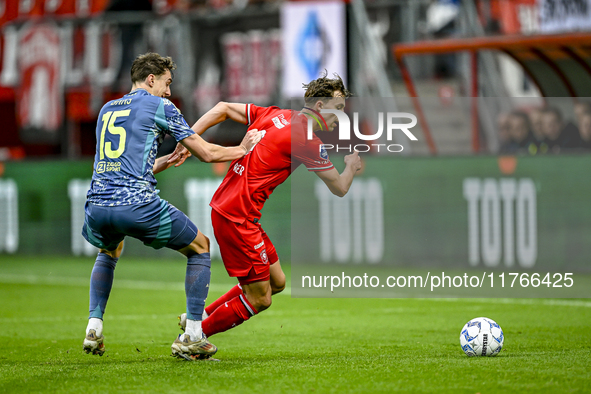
[497,102,591,155]
[172,0,279,12]
[104,0,280,15]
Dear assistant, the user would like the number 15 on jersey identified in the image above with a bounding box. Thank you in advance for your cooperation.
[99,110,130,160]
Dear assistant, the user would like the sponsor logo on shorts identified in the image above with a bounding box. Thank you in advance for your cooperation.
[254,241,264,250]
[260,249,269,265]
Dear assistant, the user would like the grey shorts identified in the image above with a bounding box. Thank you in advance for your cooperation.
[82,197,198,251]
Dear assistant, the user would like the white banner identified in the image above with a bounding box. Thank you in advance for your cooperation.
[68,179,97,256]
[17,22,63,132]
[184,178,223,259]
[281,1,347,99]
[0,179,18,253]
[538,0,591,33]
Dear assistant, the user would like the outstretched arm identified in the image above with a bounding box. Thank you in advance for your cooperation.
[168,102,254,165]
[191,102,249,135]
[315,152,362,197]
[153,146,193,175]
[153,153,175,175]
[179,129,261,163]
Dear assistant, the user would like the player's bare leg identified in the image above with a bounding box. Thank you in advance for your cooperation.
[179,259,286,340]
[180,261,284,338]
[199,279,273,337]
[269,261,286,295]
[242,280,273,312]
[179,264,285,333]
[200,260,283,319]
[84,241,124,356]
[178,229,209,255]
[178,281,242,331]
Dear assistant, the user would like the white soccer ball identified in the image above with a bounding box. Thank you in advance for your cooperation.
[460,317,504,357]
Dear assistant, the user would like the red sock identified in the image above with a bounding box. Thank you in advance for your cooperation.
[205,284,243,316]
[202,294,257,337]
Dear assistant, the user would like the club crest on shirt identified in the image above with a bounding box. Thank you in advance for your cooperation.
[260,249,269,265]
[319,145,329,160]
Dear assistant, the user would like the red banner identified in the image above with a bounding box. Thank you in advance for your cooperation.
[17,22,62,132]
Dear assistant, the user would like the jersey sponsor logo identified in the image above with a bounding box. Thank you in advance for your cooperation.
[105,162,121,172]
[271,114,290,129]
[96,161,121,174]
[260,249,269,265]
[319,145,329,160]
[254,241,264,250]
[233,163,245,176]
[272,117,284,129]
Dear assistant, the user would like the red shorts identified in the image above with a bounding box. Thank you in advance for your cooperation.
[211,209,279,285]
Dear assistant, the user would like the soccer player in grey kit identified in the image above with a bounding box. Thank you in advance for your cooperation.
[81,52,260,360]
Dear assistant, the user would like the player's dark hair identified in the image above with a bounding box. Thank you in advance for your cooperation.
[303,71,352,105]
[130,52,176,84]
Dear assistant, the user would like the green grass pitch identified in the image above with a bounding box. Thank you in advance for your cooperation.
[1,256,590,393]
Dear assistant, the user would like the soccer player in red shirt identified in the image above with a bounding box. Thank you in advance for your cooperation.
[172,74,361,340]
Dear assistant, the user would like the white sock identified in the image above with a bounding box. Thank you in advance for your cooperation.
[86,318,103,337]
[185,319,203,341]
